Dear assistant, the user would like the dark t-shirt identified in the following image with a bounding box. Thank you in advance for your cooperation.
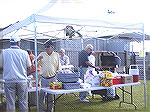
[78,50,89,68]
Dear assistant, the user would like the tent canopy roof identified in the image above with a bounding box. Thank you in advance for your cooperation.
[1,14,144,41]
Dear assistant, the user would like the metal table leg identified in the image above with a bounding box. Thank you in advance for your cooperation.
[119,86,137,109]
[46,94,64,112]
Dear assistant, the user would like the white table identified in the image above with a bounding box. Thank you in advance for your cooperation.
[41,82,141,111]
[42,82,140,94]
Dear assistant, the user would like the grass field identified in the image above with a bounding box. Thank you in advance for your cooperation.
[29,80,150,112]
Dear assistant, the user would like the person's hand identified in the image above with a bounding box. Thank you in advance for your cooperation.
[95,66,100,71]
[37,55,43,61]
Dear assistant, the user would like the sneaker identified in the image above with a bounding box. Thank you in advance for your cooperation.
[80,99,89,103]
[102,95,120,102]
[114,94,120,100]
[101,96,108,101]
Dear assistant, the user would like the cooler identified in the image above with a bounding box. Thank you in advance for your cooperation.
[129,65,139,82]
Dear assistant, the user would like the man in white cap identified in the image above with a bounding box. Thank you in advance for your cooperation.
[78,44,100,103]
[3,37,32,112]
[59,48,70,66]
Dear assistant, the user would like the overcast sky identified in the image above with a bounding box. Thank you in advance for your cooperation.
[0,0,149,34]
[0,0,150,51]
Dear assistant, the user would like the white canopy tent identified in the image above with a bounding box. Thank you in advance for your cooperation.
[0,13,147,110]
[1,14,144,39]
[0,1,148,111]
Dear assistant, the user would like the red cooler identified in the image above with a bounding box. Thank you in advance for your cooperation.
[112,76,122,85]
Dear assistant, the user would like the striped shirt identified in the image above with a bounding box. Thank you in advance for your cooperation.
[38,51,61,78]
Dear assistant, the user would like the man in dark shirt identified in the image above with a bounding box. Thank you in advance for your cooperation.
[79,50,89,68]
[78,44,99,102]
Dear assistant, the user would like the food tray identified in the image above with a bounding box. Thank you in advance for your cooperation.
[57,72,80,83]
[63,82,80,90]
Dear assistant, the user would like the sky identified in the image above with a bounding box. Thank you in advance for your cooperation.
[0,0,149,34]
[0,0,150,51]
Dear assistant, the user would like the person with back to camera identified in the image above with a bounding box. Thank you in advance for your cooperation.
[27,49,42,106]
[78,44,100,103]
[27,49,35,75]
[37,40,61,112]
[59,48,70,66]
[27,49,35,63]
[3,37,32,112]
[27,49,41,83]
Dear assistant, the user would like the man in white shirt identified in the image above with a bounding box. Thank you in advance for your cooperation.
[3,37,31,112]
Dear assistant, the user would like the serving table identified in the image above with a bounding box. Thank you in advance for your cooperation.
[41,82,141,112]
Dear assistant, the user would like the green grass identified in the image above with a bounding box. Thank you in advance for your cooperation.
[1,80,150,112]
[28,80,150,112]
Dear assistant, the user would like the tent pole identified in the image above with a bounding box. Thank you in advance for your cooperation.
[81,37,84,50]
[142,23,147,109]
[33,17,39,112]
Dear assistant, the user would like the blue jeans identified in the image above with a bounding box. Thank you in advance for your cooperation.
[39,76,57,112]
[79,67,89,100]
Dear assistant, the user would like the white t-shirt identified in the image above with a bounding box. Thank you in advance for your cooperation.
[3,46,31,82]
[84,54,96,84]
[88,54,95,71]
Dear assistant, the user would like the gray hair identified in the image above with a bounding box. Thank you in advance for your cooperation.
[60,48,65,53]
[85,44,93,50]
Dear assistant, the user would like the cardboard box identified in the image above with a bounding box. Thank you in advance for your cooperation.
[100,76,122,87]
[133,75,139,82]
[121,75,133,84]
[100,78,112,87]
